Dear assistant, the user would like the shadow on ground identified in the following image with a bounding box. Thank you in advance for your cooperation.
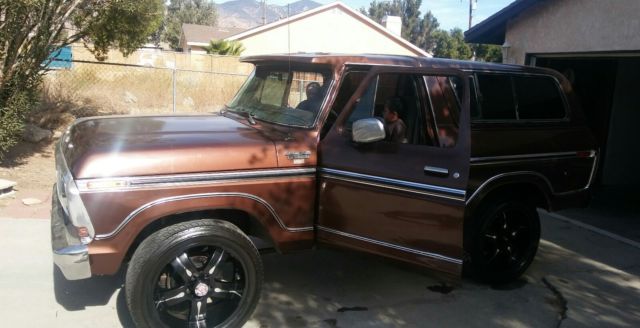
[53,265,134,327]
[0,140,53,168]
[50,215,640,328]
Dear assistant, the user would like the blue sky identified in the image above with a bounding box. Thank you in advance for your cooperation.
[264,0,515,31]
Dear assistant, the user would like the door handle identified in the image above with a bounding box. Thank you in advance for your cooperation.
[424,165,449,177]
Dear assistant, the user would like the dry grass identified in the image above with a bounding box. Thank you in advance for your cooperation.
[174,70,247,113]
[38,56,251,122]
[71,46,254,74]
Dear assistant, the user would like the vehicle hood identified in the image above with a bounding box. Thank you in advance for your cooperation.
[61,115,280,179]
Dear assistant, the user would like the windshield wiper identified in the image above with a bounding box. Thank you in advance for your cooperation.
[246,112,256,125]
[225,107,257,125]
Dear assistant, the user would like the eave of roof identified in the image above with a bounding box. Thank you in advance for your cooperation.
[464,0,545,45]
[225,1,431,57]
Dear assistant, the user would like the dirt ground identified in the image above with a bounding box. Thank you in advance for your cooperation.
[0,140,57,218]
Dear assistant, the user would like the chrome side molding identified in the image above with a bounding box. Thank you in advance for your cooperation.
[319,168,466,201]
[318,226,462,265]
[77,168,317,192]
[95,192,314,240]
[470,150,596,164]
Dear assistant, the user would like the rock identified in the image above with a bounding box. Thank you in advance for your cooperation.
[183,97,195,107]
[22,198,43,206]
[22,124,52,143]
[0,179,16,190]
[0,179,17,199]
[0,190,15,199]
[124,91,138,103]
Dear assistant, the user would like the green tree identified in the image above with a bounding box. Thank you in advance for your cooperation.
[0,0,164,157]
[362,0,440,53]
[473,43,503,63]
[432,28,473,60]
[361,0,395,24]
[204,40,245,56]
[415,11,440,52]
[363,0,422,43]
[163,0,218,50]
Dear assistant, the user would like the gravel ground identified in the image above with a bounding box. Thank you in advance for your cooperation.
[0,140,56,218]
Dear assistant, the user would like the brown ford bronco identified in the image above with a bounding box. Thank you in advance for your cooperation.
[52,54,597,327]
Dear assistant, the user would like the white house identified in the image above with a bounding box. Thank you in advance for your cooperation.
[225,2,430,57]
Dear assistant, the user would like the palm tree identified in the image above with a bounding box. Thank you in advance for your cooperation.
[204,40,245,56]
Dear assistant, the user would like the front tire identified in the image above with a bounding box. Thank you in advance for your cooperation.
[465,201,540,283]
[125,219,263,328]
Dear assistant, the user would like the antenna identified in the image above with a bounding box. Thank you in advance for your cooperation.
[287,4,291,55]
[288,3,291,71]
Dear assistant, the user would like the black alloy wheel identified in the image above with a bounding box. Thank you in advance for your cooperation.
[154,246,244,327]
[465,201,540,283]
[126,220,262,328]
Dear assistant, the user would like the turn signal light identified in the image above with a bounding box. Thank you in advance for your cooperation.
[77,227,91,244]
[85,180,128,190]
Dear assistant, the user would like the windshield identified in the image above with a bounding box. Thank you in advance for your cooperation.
[226,65,332,127]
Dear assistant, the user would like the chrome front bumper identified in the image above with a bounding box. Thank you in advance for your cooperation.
[51,184,91,280]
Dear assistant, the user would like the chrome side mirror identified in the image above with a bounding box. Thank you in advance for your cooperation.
[352,118,385,143]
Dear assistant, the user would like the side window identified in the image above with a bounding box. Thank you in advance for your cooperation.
[321,71,367,139]
[469,76,480,120]
[425,76,461,147]
[473,73,567,122]
[346,75,378,127]
[513,76,566,119]
[331,71,367,116]
[476,74,516,120]
[344,73,427,145]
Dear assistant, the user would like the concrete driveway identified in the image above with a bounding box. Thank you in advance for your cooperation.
[1,212,638,328]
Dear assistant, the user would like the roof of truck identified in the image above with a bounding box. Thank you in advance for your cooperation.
[241,53,558,75]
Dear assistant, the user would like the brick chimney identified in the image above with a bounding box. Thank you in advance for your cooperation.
[382,15,402,36]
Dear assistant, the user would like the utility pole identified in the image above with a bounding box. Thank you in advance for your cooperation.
[468,0,475,29]
[262,0,266,25]
[469,0,477,60]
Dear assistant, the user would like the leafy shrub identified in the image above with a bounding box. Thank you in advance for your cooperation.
[205,40,245,56]
[0,85,39,159]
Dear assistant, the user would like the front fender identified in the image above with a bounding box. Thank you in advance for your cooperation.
[87,192,313,275]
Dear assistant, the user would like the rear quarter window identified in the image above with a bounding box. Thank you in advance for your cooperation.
[476,74,516,120]
[513,76,566,119]
[474,73,566,122]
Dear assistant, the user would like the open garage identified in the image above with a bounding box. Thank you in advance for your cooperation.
[465,0,640,189]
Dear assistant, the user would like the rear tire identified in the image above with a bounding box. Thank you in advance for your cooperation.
[465,200,540,283]
[125,219,262,328]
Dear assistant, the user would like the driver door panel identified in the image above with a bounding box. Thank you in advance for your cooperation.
[317,67,470,275]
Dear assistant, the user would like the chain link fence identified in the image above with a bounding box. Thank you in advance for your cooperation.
[43,49,253,116]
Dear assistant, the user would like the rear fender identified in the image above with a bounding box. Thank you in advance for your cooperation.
[465,172,553,216]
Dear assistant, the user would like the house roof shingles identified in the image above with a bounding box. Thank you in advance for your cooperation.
[181,23,247,45]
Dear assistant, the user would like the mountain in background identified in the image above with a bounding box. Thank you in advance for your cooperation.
[218,0,322,29]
